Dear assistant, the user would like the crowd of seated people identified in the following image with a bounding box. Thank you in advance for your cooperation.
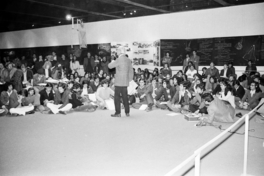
[1,52,264,125]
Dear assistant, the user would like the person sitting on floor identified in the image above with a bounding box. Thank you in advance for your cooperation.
[220,63,232,78]
[46,82,72,115]
[0,82,34,116]
[21,87,41,111]
[185,63,198,82]
[69,83,96,112]
[95,79,114,110]
[217,80,236,109]
[233,80,246,107]
[33,69,46,91]
[21,64,34,87]
[196,93,235,126]
[205,76,218,94]
[90,76,100,92]
[39,83,55,113]
[239,81,262,110]
[167,81,192,112]
[132,79,154,112]
[189,83,207,114]
[160,63,172,78]
[155,80,176,109]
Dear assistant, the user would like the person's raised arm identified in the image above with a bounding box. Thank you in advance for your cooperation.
[108,57,119,69]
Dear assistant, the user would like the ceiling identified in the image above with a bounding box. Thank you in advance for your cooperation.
[0,0,263,33]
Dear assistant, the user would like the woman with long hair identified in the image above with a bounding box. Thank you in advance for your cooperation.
[70,55,80,74]
[217,80,235,108]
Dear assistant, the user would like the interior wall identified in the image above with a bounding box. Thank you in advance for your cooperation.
[0,3,264,49]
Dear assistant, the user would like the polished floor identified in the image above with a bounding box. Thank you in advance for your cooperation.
[0,108,263,176]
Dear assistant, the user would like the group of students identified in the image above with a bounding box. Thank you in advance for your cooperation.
[130,59,264,125]
[0,51,264,125]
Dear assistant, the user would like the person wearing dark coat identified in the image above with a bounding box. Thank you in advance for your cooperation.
[220,63,233,78]
[83,52,94,74]
[233,80,245,100]
[245,60,257,75]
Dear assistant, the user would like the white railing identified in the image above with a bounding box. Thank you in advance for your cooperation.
[164,100,264,176]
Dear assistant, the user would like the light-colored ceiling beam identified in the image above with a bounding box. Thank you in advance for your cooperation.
[113,0,170,13]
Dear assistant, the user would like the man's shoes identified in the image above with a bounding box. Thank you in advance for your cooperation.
[145,107,152,112]
[26,110,35,115]
[236,112,243,118]
[126,113,130,117]
[111,114,121,117]
[59,111,67,115]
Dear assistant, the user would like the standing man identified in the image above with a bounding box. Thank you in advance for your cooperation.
[190,50,200,71]
[108,47,133,117]
[83,52,93,74]
[162,52,172,67]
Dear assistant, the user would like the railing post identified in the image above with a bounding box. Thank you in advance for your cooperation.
[195,152,201,176]
[243,114,249,176]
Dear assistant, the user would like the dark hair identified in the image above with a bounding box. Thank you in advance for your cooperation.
[260,78,264,87]
[182,74,188,81]
[235,80,240,86]
[73,83,81,90]
[82,80,90,86]
[209,76,217,83]
[220,80,233,96]
[28,87,35,94]
[181,81,191,89]
[177,70,183,75]
[196,83,205,91]
[139,78,145,83]
[6,82,13,88]
[101,79,109,86]
[250,81,261,92]
[58,82,67,90]
[238,74,247,82]
[46,83,53,88]
[203,93,214,103]
[202,67,207,71]
[228,62,234,67]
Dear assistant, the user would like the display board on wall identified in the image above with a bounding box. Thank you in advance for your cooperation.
[160,35,264,66]
[111,41,159,66]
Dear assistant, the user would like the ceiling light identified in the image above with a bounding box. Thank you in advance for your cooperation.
[130,12,133,15]
[32,24,34,27]
[134,10,136,13]
[186,5,188,7]
[58,21,61,23]
[66,14,72,20]
[124,13,126,16]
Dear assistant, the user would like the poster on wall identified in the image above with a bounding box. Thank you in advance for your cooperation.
[160,35,264,66]
[111,40,160,66]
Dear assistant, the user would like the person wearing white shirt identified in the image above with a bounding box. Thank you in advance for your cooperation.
[185,64,198,81]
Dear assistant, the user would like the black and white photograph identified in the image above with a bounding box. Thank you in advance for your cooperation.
[0,0,264,176]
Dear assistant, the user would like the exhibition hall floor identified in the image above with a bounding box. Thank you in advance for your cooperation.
[0,109,263,176]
